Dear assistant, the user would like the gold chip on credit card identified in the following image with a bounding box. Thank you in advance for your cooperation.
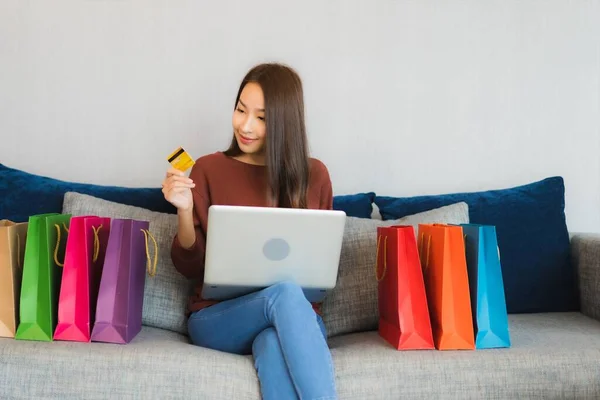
[167,147,195,171]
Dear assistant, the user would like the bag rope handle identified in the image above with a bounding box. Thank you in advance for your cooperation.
[141,229,158,277]
[53,223,69,267]
[16,232,22,268]
[375,234,388,281]
[92,225,103,262]
[419,232,432,269]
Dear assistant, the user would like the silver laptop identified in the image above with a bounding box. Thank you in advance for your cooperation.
[202,205,346,302]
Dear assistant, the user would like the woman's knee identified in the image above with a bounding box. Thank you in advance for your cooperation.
[267,280,304,300]
[264,281,310,309]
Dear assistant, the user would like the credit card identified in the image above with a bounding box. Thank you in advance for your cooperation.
[167,147,195,171]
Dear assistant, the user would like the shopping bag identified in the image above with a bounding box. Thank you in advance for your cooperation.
[462,224,511,349]
[91,218,157,344]
[15,213,71,341]
[54,216,111,342]
[0,220,28,338]
[376,225,434,350]
[418,224,475,350]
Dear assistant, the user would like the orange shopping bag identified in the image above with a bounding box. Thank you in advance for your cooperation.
[418,224,475,350]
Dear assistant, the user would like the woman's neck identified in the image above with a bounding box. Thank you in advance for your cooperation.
[233,152,266,166]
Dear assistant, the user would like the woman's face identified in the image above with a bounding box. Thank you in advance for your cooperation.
[232,82,266,157]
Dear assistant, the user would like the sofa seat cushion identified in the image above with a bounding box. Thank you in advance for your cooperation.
[328,313,600,399]
[2,313,599,399]
[0,327,260,399]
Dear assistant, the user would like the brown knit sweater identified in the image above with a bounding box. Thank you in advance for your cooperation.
[170,151,334,315]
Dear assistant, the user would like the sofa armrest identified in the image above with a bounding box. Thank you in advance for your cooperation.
[571,233,600,322]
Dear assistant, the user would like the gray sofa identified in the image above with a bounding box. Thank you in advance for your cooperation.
[1,192,599,399]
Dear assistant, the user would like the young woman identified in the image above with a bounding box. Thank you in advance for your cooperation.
[162,63,338,400]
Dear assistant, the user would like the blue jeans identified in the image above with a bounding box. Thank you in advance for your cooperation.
[187,281,337,400]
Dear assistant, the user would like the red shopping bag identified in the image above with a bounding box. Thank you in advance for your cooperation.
[54,216,110,342]
[376,225,434,350]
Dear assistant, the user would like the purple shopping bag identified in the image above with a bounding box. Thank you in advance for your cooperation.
[91,219,157,344]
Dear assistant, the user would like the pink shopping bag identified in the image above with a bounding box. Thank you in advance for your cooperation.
[54,216,110,342]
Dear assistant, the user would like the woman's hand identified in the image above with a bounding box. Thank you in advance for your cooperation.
[162,167,196,212]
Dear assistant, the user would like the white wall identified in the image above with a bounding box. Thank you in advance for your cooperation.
[1,0,599,232]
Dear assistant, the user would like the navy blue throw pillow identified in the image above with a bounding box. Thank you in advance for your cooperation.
[0,164,375,221]
[333,192,375,219]
[0,163,177,222]
[374,177,577,314]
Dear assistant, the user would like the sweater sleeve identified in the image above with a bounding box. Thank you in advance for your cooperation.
[170,164,210,280]
[319,164,334,211]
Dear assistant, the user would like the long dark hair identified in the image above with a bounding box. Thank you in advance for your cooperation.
[224,63,310,209]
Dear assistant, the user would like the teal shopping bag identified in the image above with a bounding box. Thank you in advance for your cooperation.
[462,224,511,349]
